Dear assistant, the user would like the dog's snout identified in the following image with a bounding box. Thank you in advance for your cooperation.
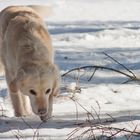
[38,108,47,115]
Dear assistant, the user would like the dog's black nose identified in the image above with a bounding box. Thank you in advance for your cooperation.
[38,108,47,115]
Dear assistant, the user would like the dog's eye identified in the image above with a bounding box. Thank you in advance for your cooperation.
[46,89,51,94]
[30,90,36,96]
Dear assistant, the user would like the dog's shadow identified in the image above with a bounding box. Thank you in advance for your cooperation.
[1,111,140,133]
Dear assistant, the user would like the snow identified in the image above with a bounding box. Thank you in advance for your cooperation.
[1,0,140,139]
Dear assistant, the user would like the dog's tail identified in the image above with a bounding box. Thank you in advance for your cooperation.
[28,5,53,18]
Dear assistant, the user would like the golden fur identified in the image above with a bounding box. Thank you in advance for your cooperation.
[0,6,60,121]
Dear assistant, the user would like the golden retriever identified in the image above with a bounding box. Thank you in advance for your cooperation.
[0,6,60,122]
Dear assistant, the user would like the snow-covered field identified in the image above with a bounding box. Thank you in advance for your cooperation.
[1,0,140,139]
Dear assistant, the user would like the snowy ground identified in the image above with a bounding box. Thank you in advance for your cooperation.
[1,0,140,139]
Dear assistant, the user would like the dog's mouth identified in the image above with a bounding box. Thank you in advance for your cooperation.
[40,115,47,122]
[39,113,48,122]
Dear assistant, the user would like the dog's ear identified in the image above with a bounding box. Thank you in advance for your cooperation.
[9,69,26,93]
[52,65,61,96]
[28,5,53,18]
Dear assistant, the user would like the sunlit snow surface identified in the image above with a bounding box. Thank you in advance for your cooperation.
[1,0,140,139]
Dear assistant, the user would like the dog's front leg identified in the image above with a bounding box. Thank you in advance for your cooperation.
[48,94,53,119]
[6,70,30,117]
[10,92,28,116]
[21,94,32,116]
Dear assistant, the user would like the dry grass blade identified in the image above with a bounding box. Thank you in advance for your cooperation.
[106,113,116,123]
[67,127,82,140]
[73,99,79,124]
[33,117,52,140]
[67,98,140,140]
[70,97,95,121]
[21,117,52,140]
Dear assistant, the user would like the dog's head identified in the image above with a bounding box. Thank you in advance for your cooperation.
[10,64,60,121]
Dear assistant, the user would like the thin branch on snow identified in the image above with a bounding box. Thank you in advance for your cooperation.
[88,67,97,81]
[62,65,140,82]
[62,53,140,84]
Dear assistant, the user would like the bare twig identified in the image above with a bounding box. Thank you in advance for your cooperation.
[21,117,33,129]
[128,125,138,140]
[88,67,97,81]
[9,128,24,140]
[62,65,140,83]
[106,113,116,123]
[122,78,134,84]
[103,52,137,78]
[33,121,45,140]
[62,52,140,85]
